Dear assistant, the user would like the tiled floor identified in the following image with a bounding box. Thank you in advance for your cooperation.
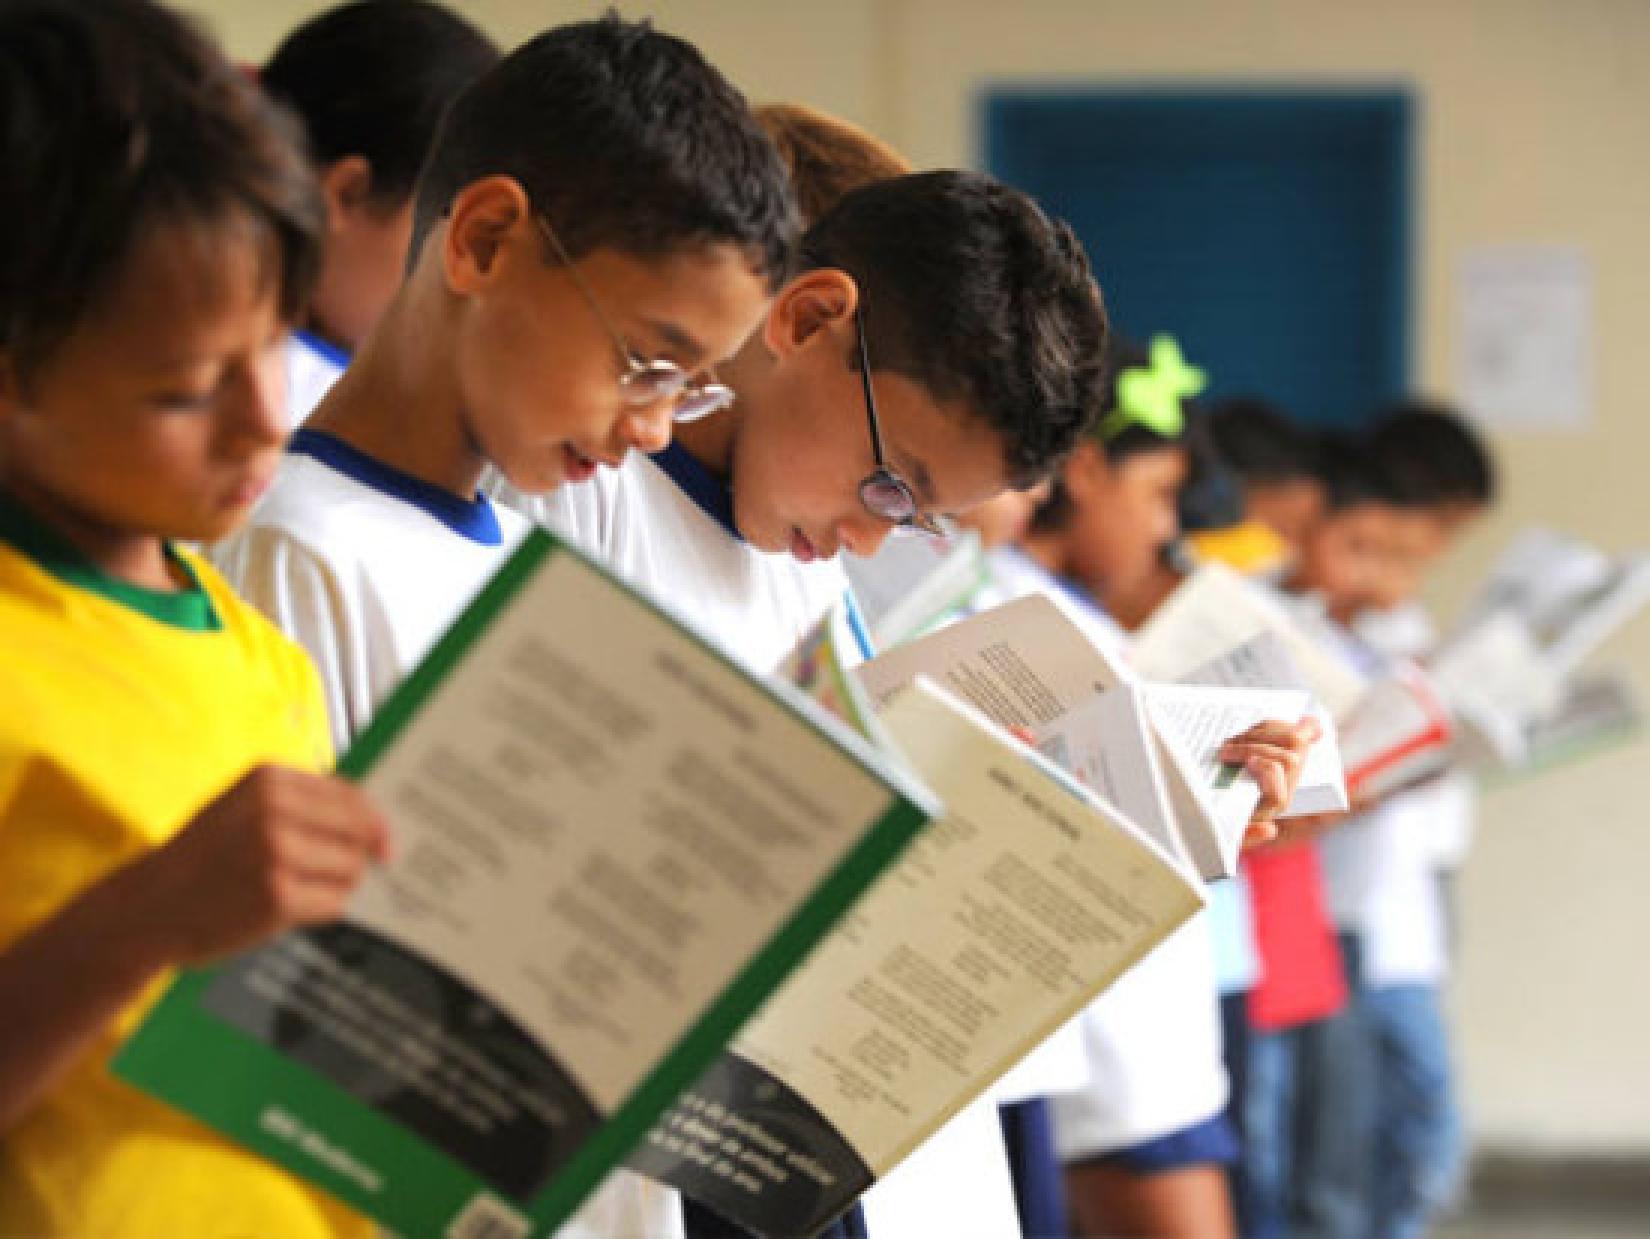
[1437,1209,1650,1239]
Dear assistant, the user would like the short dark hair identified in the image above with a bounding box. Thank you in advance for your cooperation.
[1366,400,1496,508]
[1206,397,1323,485]
[1316,431,1411,512]
[262,0,499,208]
[413,14,797,287]
[0,0,324,384]
[803,170,1108,487]
[1176,414,1246,533]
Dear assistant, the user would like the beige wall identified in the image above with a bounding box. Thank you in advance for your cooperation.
[194,0,1650,1152]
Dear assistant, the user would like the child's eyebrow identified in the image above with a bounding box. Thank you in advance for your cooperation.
[905,454,938,509]
[643,319,706,364]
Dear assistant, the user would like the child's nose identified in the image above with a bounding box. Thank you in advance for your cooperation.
[618,403,673,456]
[838,511,894,559]
[231,351,289,445]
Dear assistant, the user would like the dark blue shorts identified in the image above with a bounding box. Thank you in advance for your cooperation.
[1092,1112,1240,1174]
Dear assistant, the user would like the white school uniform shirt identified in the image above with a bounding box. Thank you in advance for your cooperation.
[505,446,1024,1239]
[1314,615,1452,988]
[985,550,1230,1158]
[215,431,679,1239]
[1356,603,1481,870]
[284,329,348,428]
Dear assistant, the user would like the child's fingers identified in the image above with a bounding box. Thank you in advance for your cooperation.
[1247,756,1290,812]
[1242,820,1280,849]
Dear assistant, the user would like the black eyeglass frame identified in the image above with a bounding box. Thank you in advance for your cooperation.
[853,308,945,537]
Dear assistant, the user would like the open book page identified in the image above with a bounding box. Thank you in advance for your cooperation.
[1178,632,1348,817]
[1508,669,1644,777]
[787,601,1094,1106]
[1453,528,1650,677]
[1032,683,1182,864]
[1457,527,1616,635]
[630,679,1203,1238]
[1431,611,1563,765]
[1537,552,1650,674]
[843,527,992,649]
[115,532,934,1239]
[853,593,1133,724]
[1142,684,1312,879]
[1130,562,1370,722]
[1338,663,1454,800]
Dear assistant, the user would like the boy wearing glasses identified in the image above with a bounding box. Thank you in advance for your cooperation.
[504,169,1106,1237]
[214,24,791,1235]
[507,170,1103,669]
[215,14,796,749]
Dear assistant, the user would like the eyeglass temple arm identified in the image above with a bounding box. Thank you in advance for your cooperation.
[535,213,639,370]
[853,307,888,467]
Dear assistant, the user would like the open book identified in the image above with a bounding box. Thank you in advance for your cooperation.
[1507,668,1644,778]
[851,593,1333,880]
[630,671,1204,1236]
[114,531,936,1239]
[1435,529,1650,768]
[1336,662,1454,801]
[1129,561,1370,722]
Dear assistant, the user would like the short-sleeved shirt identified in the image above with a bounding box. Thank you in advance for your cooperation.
[0,492,367,1239]
[507,449,1026,1239]
[284,329,348,429]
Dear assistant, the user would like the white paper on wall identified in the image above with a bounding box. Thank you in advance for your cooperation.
[1454,245,1593,432]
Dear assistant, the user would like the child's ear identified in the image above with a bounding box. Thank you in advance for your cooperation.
[320,155,376,227]
[1062,439,1110,505]
[762,268,859,358]
[442,176,533,293]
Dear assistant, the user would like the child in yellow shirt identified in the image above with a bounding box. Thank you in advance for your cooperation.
[0,3,388,1234]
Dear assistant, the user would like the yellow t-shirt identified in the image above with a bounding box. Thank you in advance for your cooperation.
[1186,520,1292,576]
[0,506,370,1238]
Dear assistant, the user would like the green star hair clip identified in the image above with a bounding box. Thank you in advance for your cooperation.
[1098,334,1207,441]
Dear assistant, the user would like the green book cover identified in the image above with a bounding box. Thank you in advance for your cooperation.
[114,529,934,1238]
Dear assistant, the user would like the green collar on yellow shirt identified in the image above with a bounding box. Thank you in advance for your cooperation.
[0,489,221,631]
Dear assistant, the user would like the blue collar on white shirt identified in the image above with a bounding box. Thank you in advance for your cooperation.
[287,428,503,545]
[291,328,351,370]
[651,440,741,541]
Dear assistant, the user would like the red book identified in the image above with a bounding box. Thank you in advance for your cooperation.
[1244,842,1347,1030]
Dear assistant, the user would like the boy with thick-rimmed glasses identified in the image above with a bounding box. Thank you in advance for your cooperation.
[213,21,795,1236]
[499,170,1104,1237]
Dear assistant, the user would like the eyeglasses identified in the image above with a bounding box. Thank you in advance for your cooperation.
[853,308,945,537]
[534,214,734,423]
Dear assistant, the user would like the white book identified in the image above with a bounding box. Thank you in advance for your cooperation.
[853,594,1332,880]
[631,677,1203,1236]
[1176,631,1349,818]
[1129,562,1371,722]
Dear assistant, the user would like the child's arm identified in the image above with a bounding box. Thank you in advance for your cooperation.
[1219,715,1323,848]
[0,765,389,1133]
